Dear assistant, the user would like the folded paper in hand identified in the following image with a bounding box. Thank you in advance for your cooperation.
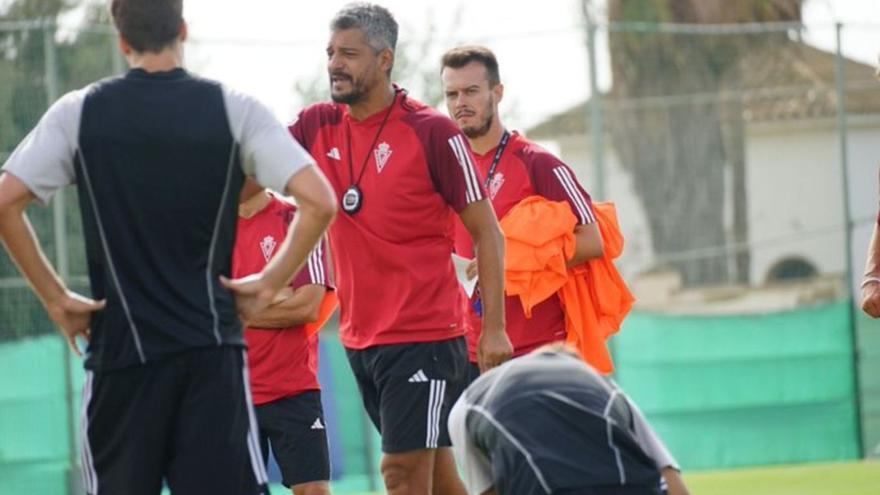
[452,253,478,298]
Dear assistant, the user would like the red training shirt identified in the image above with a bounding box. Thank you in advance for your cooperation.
[232,194,332,405]
[289,88,486,350]
[453,131,597,362]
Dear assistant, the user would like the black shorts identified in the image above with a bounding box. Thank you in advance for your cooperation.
[466,361,481,384]
[256,391,330,487]
[80,347,269,495]
[346,337,469,453]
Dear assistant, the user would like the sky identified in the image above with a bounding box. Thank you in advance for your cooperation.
[177,0,880,130]
[180,0,588,128]
[10,0,879,130]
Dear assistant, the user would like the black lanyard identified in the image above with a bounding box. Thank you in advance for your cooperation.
[346,91,398,188]
[484,130,511,189]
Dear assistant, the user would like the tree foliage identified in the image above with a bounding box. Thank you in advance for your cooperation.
[0,0,117,339]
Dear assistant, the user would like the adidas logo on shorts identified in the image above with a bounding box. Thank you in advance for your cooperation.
[310,418,325,430]
[408,369,429,383]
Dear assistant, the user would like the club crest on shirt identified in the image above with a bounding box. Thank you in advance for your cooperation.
[488,172,506,200]
[374,142,392,173]
[260,236,277,262]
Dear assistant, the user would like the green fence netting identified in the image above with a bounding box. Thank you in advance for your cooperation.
[0,300,870,493]
[614,300,861,470]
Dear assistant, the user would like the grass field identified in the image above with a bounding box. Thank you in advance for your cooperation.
[313,460,879,495]
[682,461,880,495]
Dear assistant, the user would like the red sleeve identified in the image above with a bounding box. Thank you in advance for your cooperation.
[288,110,312,150]
[406,111,487,212]
[288,103,340,152]
[523,148,597,225]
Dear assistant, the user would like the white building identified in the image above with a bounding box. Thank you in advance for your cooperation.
[527,43,880,297]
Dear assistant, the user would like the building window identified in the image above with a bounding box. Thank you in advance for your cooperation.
[766,257,818,283]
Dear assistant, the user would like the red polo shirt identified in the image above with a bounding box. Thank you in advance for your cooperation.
[453,131,597,362]
[289,89,486,350]
[232,194,332,405]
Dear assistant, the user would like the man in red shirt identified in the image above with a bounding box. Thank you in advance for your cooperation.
[440,46,605,381]
[233,179,334,495]
[289,5,510,495]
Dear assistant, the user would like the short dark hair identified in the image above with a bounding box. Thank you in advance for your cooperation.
[330,3,398,54]
[441,45,501,88]
[111,0,184,53]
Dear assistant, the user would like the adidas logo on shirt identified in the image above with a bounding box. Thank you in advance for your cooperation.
[310,418,325,430]
[326,147,341,160]
[408,369,429,383]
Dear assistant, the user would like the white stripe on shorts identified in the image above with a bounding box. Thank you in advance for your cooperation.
[80,371,98,494]
[426,379,447,448]
[241,352,269,485]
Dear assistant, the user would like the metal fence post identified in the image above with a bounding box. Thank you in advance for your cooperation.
[835,21,864,459]
[585,13,606,201]
[44,20,83,495]
[111,31,125,75]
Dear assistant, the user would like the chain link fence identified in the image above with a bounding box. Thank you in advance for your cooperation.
[1,13,879,495]
[528,20,880,461]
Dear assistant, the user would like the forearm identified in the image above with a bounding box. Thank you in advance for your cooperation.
[247,298,318,328]
[864,223,880,277]
[246,285,324,329]
[247,308,311,328]
[566,223,604,268]
[474,226,506,332]
[0,208,65,306]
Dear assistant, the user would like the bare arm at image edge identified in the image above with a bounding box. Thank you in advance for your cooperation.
[860,172,880,318]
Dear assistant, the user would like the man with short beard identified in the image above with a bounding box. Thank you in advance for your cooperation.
[441,46,605,382]
[288,4,510,495]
